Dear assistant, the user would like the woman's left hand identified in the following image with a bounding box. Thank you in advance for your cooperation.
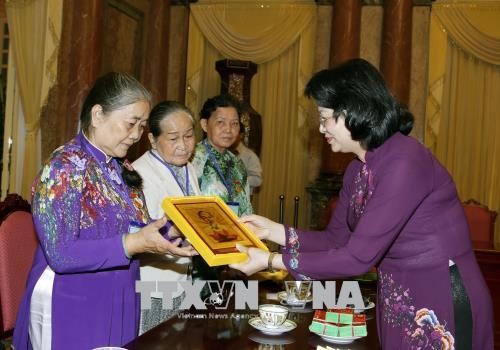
[125,217,198,257]
[229,244,269,276]
[164,238,198,257]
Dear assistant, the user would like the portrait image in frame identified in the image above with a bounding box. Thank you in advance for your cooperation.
[162,196,268,266]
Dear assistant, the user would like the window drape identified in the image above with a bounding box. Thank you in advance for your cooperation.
[425,0,500,242]
[5,0,60,199]
[6,0,47,199]
[433,3,500,65]
[190,1,314,64]
[186,0,316,226]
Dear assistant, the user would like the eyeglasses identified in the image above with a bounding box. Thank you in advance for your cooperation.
[318,110,346,127]
[319,116,332,127]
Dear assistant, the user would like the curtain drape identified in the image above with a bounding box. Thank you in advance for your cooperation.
[425,0,500,242]
[190,1,314,64]
[186,0,316,226]
[6,0,48,199]
[433,2,500,65]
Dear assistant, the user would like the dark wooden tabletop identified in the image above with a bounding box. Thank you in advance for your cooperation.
[124,281,380,349]
[123,243,500,349]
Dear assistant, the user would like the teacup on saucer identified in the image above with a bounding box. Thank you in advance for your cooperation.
[284,281,312,306]
[277,291,312,307]
[258,304,289,328]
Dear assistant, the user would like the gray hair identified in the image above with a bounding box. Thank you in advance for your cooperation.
[80,72,152,134]
[148,101,194,138]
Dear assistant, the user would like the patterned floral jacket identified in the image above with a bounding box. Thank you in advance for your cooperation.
[192,140,252,217]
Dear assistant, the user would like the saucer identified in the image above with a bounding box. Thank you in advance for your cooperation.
[353,301,375,313]
[315,333,363,345]
[248,317,297,335]
[332,301,376,314]
[248,331,295,345]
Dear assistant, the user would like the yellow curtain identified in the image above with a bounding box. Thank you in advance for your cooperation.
[190,1,314,64]
[6,0,47,199]
[186,0,316,226]
[425,1,500,242]
[424,13,448,152]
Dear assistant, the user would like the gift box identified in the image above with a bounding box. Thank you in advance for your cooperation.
[310,309,367,338]
[324,323,339,336]
[353,324,368,337]
[325,308,354,324]
[309,320,326,334]
[312,310,326,321]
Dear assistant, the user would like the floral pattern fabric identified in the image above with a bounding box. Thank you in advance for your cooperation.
[13,133,150,349]
[285,226,312,280]
[347,163,374,230]
[287,226,300,270]
[379,271,455,350]
[32,135,149,268]
[192,140,252,216]
[279,133,493,349]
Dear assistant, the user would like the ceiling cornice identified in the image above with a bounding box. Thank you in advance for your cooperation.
[171,1,434,6]
[315,0,433,5]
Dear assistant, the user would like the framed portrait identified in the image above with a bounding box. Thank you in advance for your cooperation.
[162,196,268,266]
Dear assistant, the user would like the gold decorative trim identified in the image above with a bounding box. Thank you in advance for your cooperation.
[162,196,269,266]
[315,0,433,5]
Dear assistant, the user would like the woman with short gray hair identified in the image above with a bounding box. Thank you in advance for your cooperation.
[13,73,195,350]
[133,100,201,334]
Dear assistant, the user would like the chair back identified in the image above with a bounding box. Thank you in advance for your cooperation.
[0,195,38,336]
[462,199,498,243]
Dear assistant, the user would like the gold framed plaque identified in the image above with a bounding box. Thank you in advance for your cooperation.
[162,196,268,266]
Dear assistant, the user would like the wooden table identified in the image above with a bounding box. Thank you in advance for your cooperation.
[124,281,380,349]
[123,241,500,349]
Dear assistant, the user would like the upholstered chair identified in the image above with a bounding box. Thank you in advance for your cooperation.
[0,194,37,340]
[462,199,498,244]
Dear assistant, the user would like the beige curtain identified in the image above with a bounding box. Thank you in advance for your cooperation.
[6,0,47,199]
[190,1,314,64]
[186,0,316,226]
[425,1,500,242]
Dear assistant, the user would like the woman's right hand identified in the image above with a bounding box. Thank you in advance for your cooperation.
[239,214,286,246]
[124,217,198,257]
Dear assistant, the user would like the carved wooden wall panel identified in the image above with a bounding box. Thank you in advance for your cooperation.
[46,0,172,162]
[99,0,171,161]
[101,0,147,78]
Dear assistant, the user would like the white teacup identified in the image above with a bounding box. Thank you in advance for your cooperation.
[258,304,288,328]
[284,281,312,306]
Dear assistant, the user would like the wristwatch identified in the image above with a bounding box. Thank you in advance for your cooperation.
[268,252,277,273]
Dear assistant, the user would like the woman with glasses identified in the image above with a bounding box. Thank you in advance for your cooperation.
[230,59,493,350]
